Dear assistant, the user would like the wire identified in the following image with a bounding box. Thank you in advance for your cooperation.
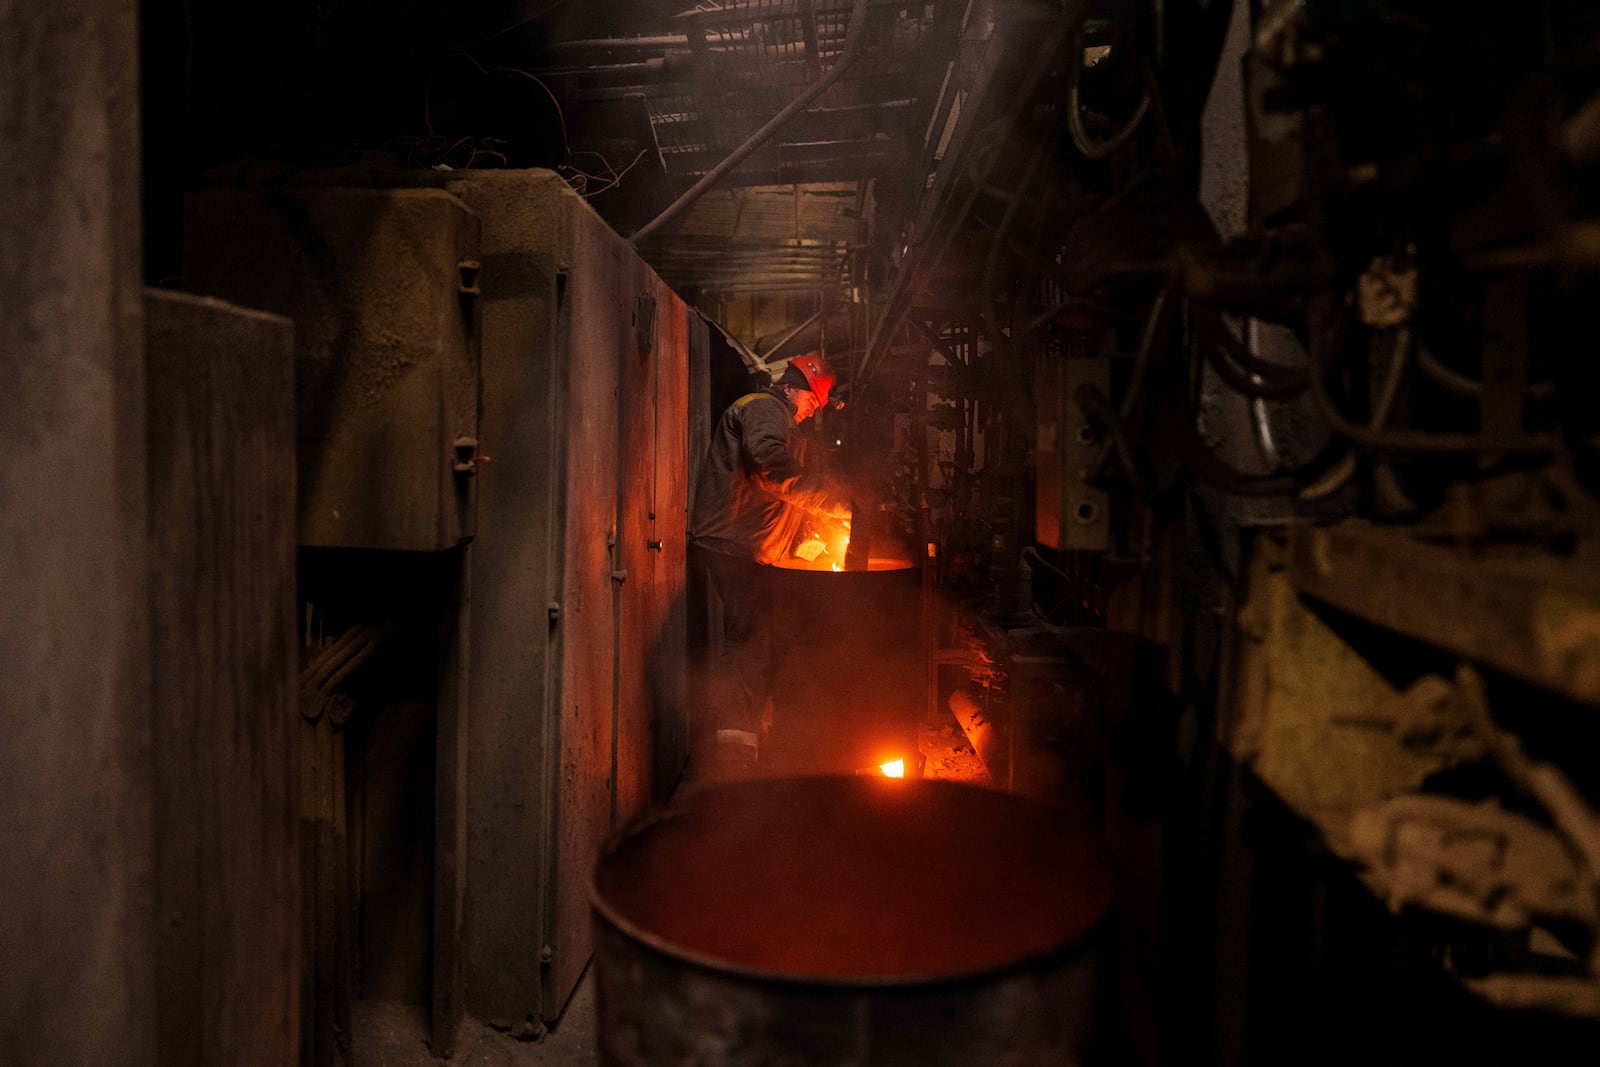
[564,149,651,198]
[1197,320,1309,400]
[1119,280,1176,421]
[1416,347,1556,400]
[1196,309,1306,386]
[1066,26,1153,161]
[456,55,571,161]
[1307,299,1557,454]
[1291,326,1406,500]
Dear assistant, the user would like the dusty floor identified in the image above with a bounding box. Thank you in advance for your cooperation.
[354,966,599,1067]
[353,714,992,1065]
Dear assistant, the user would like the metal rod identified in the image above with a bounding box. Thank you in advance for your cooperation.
[760,310,824,361]
[629,0,872,246]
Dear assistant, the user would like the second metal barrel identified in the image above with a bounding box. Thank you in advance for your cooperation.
[590,775,1118,1065]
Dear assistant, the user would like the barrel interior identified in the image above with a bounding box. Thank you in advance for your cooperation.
[592,776,1115,980]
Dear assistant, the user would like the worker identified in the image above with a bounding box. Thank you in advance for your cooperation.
[687,353,853,782]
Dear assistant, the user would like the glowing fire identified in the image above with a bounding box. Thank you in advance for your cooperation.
[879,759,905,778]
[832,561,841,572]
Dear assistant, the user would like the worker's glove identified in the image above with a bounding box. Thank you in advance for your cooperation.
[794,535,828,562]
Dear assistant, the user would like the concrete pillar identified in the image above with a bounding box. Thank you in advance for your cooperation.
[0,1,154,1063]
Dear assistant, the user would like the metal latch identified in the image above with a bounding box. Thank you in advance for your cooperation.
[453,435,490,474]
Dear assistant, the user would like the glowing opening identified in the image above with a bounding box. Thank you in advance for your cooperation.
[879,759,905,778]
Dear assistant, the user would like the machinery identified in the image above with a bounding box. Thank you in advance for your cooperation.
[836,2,1600,1061]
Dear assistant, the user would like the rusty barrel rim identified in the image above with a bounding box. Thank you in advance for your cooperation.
[588,774,1116,990]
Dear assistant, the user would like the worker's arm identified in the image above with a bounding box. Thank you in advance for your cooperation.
[741,396,852,519]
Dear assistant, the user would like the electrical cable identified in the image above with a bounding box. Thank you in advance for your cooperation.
[1293,324,1410,500]
[1197,325,1310,400]
[1066,24,1153,161]
[1196,309,1307,386]
[1416,347,1556,400]
[1074,382,1151,498]
[320,622,395,694]
[1119,279,1176,421]
[1307,299,1556,454]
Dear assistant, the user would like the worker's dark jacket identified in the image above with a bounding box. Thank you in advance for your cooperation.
[689,389,849,566]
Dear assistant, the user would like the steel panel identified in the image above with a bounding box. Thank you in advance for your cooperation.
[616,277,691,823]
[449,172,568,1031]
[551,203,626,1019]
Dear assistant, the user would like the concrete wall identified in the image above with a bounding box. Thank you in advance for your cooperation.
[0,1,155,1063]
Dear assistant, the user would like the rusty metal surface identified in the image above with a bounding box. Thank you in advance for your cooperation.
[616,275,692,820]
[590,776,1113,1065]
[1288,519,1600,707]
[551,192,627,1021]
[144,291,299,1067]
[181,186,480,551]
[447,171,569,1031]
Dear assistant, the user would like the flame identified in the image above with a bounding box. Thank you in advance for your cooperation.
[879,759,905,778]
[832,561,841,572]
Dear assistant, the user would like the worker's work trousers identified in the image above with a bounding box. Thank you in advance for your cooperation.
[690,545,773,739]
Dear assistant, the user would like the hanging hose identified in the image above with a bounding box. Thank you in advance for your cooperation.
[1307,297,1556,454]
[1065,25,1153,161]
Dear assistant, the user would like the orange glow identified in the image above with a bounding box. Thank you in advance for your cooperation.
[831,561,841,572]
[879,759,905,778]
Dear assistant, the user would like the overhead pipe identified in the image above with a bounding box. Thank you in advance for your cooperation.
[757,309,822,361]
[628,0,872,247]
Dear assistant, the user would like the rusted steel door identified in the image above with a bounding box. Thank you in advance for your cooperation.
[457,170,690,1025]
[615,274,692,826]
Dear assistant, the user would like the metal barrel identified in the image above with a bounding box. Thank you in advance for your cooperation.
[589,775,1117,1066]
[766,557,923,775]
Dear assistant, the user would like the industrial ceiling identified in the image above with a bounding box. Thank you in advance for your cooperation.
[140,0,1063,351]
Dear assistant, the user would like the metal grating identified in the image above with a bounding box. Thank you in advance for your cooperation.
[543,1,960,295]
